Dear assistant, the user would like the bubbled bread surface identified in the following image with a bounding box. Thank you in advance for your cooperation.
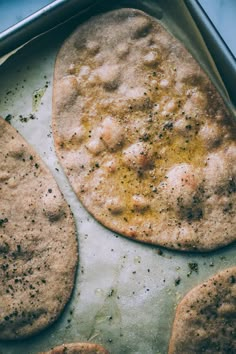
[53,8,236,251]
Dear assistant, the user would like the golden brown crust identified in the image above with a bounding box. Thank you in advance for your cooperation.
[52,8,236,251]
[0,117,78,339]
[168,267,236,354]
[40,342,109,354]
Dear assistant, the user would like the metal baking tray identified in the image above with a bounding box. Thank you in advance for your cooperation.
[0,0,235,108]
[0,0,96,57]
[185,0,236,107]
[0,1,235,353]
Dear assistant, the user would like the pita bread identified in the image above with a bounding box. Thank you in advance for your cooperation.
[40,342,109,354]
[52,8,236,251]
[0,117,77,339]
[168,267,236,354]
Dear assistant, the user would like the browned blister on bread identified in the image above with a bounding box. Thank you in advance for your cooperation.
[168,267,236,354]
[52,8,236,251]
[0,117,78,339]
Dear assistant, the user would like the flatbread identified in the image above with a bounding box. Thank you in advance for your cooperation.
[40,342,109,354]
[168,267,236,354]
[52,8,236,251]
[0,117,78,339]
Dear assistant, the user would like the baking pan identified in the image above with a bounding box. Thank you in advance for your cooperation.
[0,0,97,57]
[0,0,235,110]
[0,1,235,353]
[185,0,236,107]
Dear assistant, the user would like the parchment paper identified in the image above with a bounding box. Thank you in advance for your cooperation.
[0,1,235,353]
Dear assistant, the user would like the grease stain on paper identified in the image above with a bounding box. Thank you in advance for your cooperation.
[32,86,47,111]
[88,288,122,342]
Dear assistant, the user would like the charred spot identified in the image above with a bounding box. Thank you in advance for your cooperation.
[182,74,206,87]
[178,205,203,222]
[228,178,236,194]
[223,203,233,213]
[0,241,9,253]
[132,21,153,39]
[186,208,203,221]
[0,218,8,227]
[1,263,9,271]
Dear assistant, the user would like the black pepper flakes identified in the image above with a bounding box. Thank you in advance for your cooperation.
[0,218,8,227]
[108,289,114,297]
[187,262,199,276]
[5,114,13,124]
[175,277,181,286]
